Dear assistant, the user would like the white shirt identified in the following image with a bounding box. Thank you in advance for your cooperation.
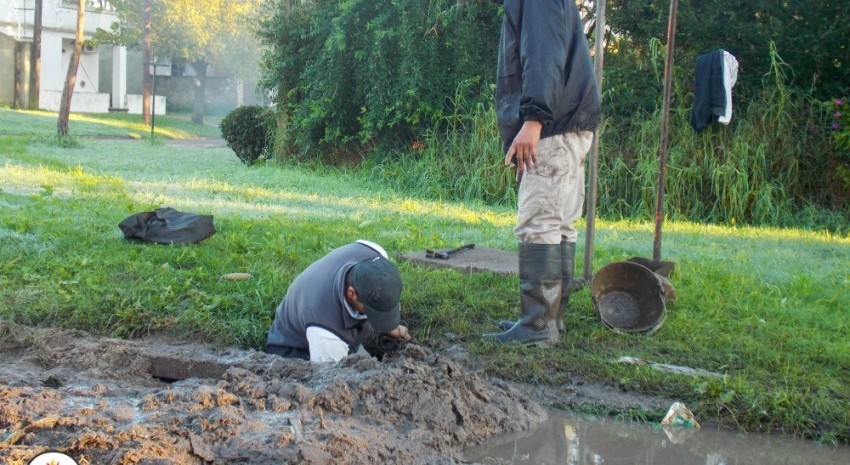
[718,51,739,124]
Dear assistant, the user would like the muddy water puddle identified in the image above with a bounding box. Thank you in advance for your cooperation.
[465,411,850,464]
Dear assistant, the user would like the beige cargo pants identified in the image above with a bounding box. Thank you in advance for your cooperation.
[514,131,594,245]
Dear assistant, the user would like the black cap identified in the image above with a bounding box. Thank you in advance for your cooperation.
[349,257,402,333]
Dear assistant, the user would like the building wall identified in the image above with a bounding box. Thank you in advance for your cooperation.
[126,94,165,115]
[43,1,118,35]
[58,37,101,94]
[39,33,62,92]
[0,0,118,112]
[37,32,109,112]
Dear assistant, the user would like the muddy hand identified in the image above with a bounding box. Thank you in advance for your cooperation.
[384,325,411,342]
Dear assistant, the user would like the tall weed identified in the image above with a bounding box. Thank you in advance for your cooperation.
[597,46,841,231]
[345,48,845,233]
[362,86,516,206]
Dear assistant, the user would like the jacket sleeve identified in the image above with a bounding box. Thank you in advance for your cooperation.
[518,0,569,125]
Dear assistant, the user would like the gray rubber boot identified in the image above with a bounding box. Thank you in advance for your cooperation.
[498,241,574,335]
[557,241,575,334]
[483,243,562,346]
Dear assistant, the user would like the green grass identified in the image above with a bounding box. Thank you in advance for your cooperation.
[0,108,222,139]
[1,110,848,445]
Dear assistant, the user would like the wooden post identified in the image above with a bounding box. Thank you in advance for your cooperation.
[14,42,25,109]
[151,62,157,137]
[653,0,679,261]
[142,0,152,125]
[28,0,42,109]
[583,0,606,282]
[58,0,85,137]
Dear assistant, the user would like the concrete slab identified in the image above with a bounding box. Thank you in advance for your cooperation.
[398,247,591,290]
[397,247,518,276]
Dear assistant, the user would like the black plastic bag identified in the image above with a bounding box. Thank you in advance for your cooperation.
[119,207,216,244]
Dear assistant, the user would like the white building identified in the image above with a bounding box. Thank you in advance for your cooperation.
[0,0,163,114]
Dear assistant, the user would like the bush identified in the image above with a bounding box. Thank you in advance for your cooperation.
[219,105,273,165]
[825,97,850,209]
[255,0,502,159]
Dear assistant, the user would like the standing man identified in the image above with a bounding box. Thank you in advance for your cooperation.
[483,0,601,345]
[266,240,411,363]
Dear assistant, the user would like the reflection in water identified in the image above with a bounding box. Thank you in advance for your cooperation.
[464,412,850,465]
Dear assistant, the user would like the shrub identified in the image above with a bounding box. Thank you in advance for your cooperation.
[825,97,850,208]
[255,0,501,160]
[219,105,273,165]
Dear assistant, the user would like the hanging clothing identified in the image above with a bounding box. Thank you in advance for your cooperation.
[690,49,739,132]
[717,51,739,124]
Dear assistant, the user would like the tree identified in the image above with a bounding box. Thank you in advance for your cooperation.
[98,0,260,125]
[156,0,259,124]
[58,0,85,138]
[28,0,42,110]
[256,0,501,157]
[93,0,158,123]
[142,0,152,124]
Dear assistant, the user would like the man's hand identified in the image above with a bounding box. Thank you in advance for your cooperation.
[504,120,543,182]
[384,325,411,342]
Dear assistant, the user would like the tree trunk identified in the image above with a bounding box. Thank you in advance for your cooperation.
[28,0,42,110]
[57,0,85,138]
[142,0,152,125]
[191,60,208,125]
[13,42,25,108]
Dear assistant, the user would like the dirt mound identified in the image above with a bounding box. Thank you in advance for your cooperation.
[0,322,546,465]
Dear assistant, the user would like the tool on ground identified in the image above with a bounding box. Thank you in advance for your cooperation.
[425,243,475,260]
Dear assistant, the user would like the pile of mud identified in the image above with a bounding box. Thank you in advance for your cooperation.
[0,322,546,465]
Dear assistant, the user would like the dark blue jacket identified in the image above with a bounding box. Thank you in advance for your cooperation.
[690,49,726,132]
[495,0,601,151]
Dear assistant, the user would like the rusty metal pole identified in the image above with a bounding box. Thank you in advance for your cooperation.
[583,0,606,283]
[653,0,679,262]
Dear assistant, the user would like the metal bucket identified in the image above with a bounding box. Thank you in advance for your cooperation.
[626,256,677,303]
[591,261,667,334]
[625,256,675,277]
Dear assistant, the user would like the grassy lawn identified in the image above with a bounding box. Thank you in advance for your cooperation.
[0,108,221,139]
[1,109,848,444]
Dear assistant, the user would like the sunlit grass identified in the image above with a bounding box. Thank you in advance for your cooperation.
[0,108,220,139]
[1,110,849,444]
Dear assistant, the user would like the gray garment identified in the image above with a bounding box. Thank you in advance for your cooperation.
[266,243,380,352]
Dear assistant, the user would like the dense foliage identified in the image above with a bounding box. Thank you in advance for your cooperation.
[603,0,850,108]
[256,0,501,159]
[255,0,849,229]
[219,105,274,165]
[827,97,850,208]
[364,75,849,233]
